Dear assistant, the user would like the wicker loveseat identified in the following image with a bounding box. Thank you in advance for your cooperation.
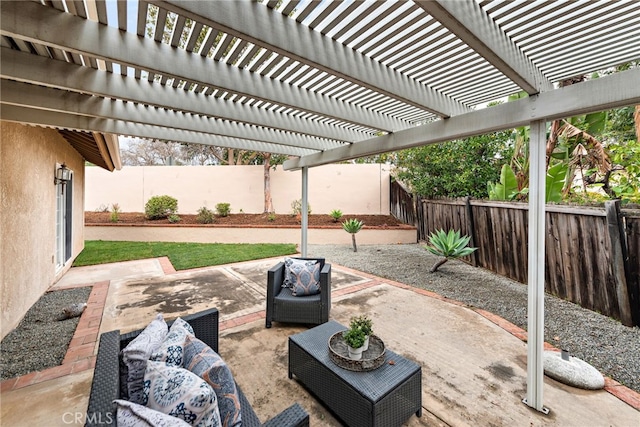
[85,307,309,427]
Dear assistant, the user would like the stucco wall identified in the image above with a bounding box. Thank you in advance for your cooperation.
[85,164,391,215]
[1,122,85,340]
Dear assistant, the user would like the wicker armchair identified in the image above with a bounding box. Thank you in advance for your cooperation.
[85,307,309,427]
[265,257,331,328]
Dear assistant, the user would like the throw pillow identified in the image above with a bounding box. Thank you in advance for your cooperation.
[183,335,242,427]
[114,399,192,427]
[143,361,222,427]
[284,258,321,296]
[150,317,195,367]
[121,314,168,405]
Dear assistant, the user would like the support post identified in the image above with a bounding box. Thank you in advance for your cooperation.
[523,119,549,414]
[301,166,309,257]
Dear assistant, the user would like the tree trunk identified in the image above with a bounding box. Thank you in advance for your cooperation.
[546,119,561,169]
[351,234,358,252]
[263,153,274,213]
[430,258,448,273]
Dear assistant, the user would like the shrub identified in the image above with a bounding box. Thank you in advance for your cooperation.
[330,209,343,222]
[145,195,178,220]
[168,214,181,223]
[291,199,312,216]
[95,204,110,213]
[110,203,120,223]
[267,213,277,222]
[216,202,231,217]
[196,207,215,224]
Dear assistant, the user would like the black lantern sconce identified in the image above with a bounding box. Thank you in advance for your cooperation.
[54,163,71,193]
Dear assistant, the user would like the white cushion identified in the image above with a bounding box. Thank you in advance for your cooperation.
[115,399,192,427]
[150,317,195,367]
[143,361,221,426]
[121,314,168,404]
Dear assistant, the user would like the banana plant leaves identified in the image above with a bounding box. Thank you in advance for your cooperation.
[488,164,519,201]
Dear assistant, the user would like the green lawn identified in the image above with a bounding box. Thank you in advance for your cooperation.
[74,241,297,270]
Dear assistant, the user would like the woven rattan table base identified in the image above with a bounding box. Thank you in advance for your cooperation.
[289,321,422,427]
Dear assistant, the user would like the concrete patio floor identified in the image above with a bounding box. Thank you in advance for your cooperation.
[1,256,639,426]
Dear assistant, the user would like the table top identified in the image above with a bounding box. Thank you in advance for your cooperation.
[289,320,421,402]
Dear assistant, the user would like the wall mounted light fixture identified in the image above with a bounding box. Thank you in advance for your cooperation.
[54,163,71,193]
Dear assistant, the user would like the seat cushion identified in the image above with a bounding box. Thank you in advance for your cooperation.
[121,314,168,405]
[274,286,321,303]
[184,335,242,427]
[143,361,221,426]
[283,258,321,296]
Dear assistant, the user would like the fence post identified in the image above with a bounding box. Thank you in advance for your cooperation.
[605,200,633,326]
[465,196,478,267]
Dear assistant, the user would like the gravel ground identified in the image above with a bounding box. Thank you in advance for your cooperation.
[0,287,91,380]
[309,243,640,394]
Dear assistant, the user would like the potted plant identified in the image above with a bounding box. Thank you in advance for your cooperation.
[350,315,373,351]
[343,327,366,360]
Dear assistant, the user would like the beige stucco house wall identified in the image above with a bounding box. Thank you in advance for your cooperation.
[0,122,119,340]
[85,163,392,215]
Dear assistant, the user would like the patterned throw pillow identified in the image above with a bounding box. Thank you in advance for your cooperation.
[150,317,195,367]
[183,335,242,427]
[114,399,192,427]
[283,258,321,296]
[143,361,222,427]
[121,314,168,405]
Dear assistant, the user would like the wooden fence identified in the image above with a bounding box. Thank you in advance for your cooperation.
[390,181,640,326]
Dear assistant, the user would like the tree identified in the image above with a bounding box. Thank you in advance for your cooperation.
[395,131,513,198]
[120,137,185,165]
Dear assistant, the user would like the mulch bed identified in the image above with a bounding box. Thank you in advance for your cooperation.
[86,212,407,227]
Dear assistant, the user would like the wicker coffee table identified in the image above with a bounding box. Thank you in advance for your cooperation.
[289,321,422,427]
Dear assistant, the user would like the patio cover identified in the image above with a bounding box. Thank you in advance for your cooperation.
[1,0,640,413]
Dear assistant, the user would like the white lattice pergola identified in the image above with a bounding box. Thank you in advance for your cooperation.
[2,0,640,413]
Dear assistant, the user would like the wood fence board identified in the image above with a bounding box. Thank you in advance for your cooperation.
[545,213,563,298]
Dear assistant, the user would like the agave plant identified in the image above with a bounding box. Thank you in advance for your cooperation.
[425,229,477,272]
[342,218,364,252]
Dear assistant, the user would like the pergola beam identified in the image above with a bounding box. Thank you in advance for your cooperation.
[0,47,366,143]
[1,104,315,157]
[0,1,403,132]
[285,67,640,169]
[156,0,472,119]
[0,79,342,153]
[415,0,554,94]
